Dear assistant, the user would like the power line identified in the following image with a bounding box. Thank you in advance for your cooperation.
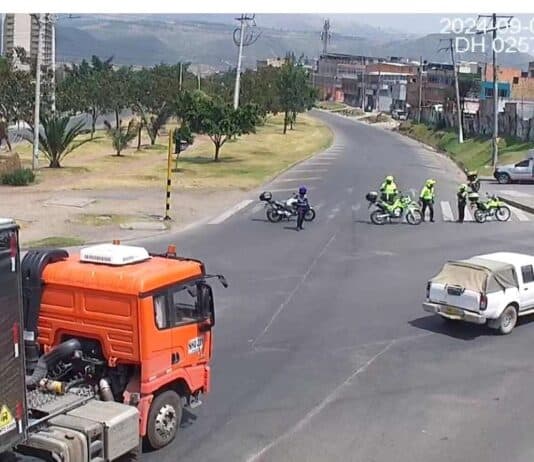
[232,13,260,109]
[475,13,514,167]
[439,38,464,144]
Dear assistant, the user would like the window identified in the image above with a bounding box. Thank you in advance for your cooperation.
[513,77,519,84]
[515,160,529,167]
[171,284,199,325]
[154,295,167,329]
[521,265,534,283]
[152,282,202,329]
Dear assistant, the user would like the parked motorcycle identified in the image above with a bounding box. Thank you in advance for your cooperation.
[259,191,316,223]
[468,192,511,223]
[366,191,422,225]
[465,169,480,192]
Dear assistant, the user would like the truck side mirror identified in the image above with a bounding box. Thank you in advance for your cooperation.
[198,283,214,326]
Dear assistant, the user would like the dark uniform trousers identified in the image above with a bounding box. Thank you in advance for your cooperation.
[421,199,434,221]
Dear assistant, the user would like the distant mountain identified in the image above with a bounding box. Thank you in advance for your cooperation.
[55,15,533,71]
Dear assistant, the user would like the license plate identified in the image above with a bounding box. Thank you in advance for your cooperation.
[442,306,462,316]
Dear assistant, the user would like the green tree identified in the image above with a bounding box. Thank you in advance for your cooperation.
[57,56,113,139]
[189,96,259,161]
[23,115,89,168]
[104,119,138,156]
[276,55,316,134]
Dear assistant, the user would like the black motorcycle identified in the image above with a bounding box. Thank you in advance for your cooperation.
[259,191,316,223]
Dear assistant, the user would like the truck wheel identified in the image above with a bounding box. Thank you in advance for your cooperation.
[496,173,511,184]
[146,390,182,450]
[496,305,518,335]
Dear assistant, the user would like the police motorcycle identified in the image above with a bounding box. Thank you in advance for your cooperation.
[259,191,316,223]
[366,190,423,225]
[467,191,511,223]
[465,169,480,192]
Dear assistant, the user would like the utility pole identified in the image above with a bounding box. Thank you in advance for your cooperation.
[476,14,513,167]
[233,15,246,109]
[179,62,183,91]
[376,70,381,112]
[417,56,423,124]
[232,14,260,109]
[197,64,201,91]
[32,13,44,171]
[321,19,331,55]
[439,38,463,143]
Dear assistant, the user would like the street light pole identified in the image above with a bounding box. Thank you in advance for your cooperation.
[32,13,44,171]
[492,13,498,167]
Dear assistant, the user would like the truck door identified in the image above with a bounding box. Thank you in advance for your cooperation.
[511,159,531,181]
[168,282,210,371]
[519,264,534,310]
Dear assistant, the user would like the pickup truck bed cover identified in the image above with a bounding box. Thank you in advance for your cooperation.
[432,257,518,292]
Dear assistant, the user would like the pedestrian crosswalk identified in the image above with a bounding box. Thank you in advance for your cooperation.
[438,201,532,223]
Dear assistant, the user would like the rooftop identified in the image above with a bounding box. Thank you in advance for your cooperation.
[42,253,204,295]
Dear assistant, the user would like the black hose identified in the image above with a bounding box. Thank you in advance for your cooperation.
[26,338,81,389]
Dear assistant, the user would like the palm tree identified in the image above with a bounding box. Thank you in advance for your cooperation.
[25,115,88,168]
[104,119,138,156]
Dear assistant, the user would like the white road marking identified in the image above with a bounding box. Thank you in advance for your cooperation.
[246,340,396,462]
[464,206,474,222]
[250,203,264,214]
[274,177,322,183]
[510,205,530,221]
[346,186,354,194]
[314,201,325,211]
[440,201,454,221]
[251,233,337,349]
[291,169,328,173]
[208,199,254,224]
[327,204,341,221]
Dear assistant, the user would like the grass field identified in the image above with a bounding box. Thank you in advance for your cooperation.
[400,122,534,176]
[161,114,333,190]
[11,113,332,191]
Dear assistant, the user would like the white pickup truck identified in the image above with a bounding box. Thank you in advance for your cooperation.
[493,149,534,184]
[423,252,534,334]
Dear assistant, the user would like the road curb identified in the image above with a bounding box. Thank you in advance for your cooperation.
[498,196,534,214]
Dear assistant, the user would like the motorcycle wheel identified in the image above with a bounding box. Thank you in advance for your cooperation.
[370,210,388,225]
[304,208,316,222]
[266,208,282,223]
[406,210,422,225]
[474,210,486,223]
[496,206,511,222]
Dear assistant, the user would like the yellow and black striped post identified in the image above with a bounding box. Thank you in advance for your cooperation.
[164,129,174,221]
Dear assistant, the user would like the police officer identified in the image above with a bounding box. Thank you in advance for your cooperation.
[295,186,309,231]
[419,179,436,222]
[380,175,398,204]
[457,184,468,223]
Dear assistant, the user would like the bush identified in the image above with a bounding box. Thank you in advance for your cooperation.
[1,168,35,186]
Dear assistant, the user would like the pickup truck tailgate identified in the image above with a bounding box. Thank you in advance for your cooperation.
[429,283,480,311]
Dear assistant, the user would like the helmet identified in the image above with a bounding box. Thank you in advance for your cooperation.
[299,186,307,195]
[385,175,394,183]
[459,183,467,191]
[426,179,436,187]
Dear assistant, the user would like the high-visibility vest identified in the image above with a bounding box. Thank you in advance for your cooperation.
[420,186,434,201]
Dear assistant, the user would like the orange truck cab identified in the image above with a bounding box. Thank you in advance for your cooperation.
[22,242,227,450]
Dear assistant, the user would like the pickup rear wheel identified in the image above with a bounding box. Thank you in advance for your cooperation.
[146,390,182,450]
[496,305,518,335]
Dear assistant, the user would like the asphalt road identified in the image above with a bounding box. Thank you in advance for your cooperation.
[141,110,534,462]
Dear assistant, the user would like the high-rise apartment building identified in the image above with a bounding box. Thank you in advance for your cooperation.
[2,13,53,69]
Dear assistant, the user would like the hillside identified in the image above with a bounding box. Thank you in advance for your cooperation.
[55,15,534,71]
